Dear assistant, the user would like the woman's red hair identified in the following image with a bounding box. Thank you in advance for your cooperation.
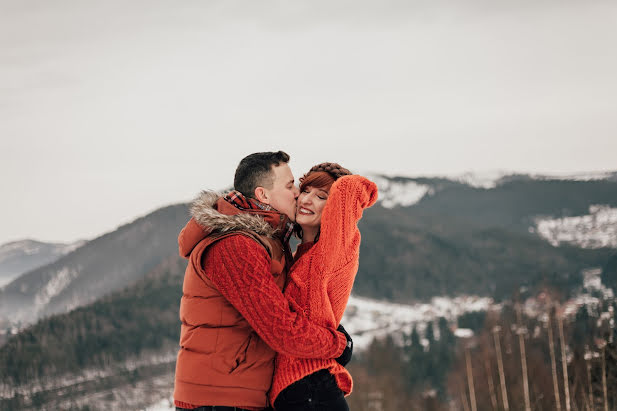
[299,171,335,192]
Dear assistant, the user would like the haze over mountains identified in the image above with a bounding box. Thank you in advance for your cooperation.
[0,240,85,288]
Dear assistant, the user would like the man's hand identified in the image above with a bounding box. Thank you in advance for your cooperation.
[335,323,353,366]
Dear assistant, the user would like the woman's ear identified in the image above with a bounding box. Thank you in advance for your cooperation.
[254,186,269,204]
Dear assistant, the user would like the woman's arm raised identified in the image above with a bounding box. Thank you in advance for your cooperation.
[313,175,378,273]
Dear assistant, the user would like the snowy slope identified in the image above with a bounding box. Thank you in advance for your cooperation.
[534,205,617,248]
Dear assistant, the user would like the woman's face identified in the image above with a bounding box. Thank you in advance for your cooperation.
[296,185,329,230]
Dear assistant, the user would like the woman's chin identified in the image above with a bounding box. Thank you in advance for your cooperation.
[296,217,315,231]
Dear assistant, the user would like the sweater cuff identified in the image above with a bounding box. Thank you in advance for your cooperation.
[334,330,348,357]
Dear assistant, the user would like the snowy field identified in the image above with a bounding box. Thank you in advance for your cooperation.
[342,294,492,349]
[535,205,617,248]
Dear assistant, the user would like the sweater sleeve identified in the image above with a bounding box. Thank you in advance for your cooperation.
[203,235,347,359]
[313,175,378,273]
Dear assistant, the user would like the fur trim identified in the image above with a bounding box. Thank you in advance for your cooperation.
[190,191,276,238]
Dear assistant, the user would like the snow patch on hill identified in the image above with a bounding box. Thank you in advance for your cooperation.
[369,175,431,208]
[342,295,493,350]
[535,205,617,248]
[455,170,513,189]
[34,266,81,308]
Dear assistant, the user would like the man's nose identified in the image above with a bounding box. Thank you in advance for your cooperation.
[293,186,300,198]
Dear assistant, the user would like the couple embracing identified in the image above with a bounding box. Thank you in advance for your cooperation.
[173,151,378,411]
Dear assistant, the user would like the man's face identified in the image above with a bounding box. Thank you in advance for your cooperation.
[262,163,300,221]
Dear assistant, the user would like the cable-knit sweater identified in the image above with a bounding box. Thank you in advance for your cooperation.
[269,175,378,404]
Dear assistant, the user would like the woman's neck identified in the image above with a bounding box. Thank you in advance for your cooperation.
[301,226,319,243]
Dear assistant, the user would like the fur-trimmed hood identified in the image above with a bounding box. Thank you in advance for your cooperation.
[178,191,289,258]
[191,191,276,237]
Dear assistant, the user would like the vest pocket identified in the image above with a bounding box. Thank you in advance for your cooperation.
[228,332,253,373]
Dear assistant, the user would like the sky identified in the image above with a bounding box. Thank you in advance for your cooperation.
[1,0,616,245]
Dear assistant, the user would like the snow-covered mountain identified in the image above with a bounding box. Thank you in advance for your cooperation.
[0,239,85,288]
[369,170,617,208]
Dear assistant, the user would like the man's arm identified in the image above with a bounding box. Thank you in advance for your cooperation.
[202,235,347,359]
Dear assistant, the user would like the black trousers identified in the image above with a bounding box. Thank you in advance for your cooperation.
[273,369,349,411]
[176,406,264,411]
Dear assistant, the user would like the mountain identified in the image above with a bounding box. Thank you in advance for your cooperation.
[3,173,617,330]
[0,204,189,328]
[0,240,85,288]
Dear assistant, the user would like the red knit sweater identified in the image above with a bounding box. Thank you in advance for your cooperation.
[269,175,378,404]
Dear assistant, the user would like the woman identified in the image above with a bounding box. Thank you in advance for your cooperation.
[269,163,378,410]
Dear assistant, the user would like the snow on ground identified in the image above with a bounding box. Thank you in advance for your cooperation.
[521,267,614,321]
[535,205,617,248]
[143,397,174,411]
[454,328,474,338]
[563,268,614,317]
[342,294,493,349]
[369,175,431,208]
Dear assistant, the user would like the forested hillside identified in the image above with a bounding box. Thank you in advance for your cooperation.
[356,205,612,301]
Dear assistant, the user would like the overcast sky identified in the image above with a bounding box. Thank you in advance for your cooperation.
[1,0,616,245]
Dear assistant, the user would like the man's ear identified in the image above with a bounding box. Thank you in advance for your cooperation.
[254,187,270,204]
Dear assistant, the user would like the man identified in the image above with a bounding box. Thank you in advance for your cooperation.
[174,151,351,411]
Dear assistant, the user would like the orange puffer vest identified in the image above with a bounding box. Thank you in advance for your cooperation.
[173,191,291,408]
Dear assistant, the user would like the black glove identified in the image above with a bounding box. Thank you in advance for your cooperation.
[335,323,353,366]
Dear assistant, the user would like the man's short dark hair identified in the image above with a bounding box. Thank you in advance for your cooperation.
[234,151,290,198]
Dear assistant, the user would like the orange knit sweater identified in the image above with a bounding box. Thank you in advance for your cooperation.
[269,175,378,405]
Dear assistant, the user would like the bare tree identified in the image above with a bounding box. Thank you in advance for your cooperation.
[516,304,531,411]
[465,346,477,411]
[484,356,498,411]
[559,314,572,411]
[548,310,563,411]
[600,342,608,411]
[493,326,509,411]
